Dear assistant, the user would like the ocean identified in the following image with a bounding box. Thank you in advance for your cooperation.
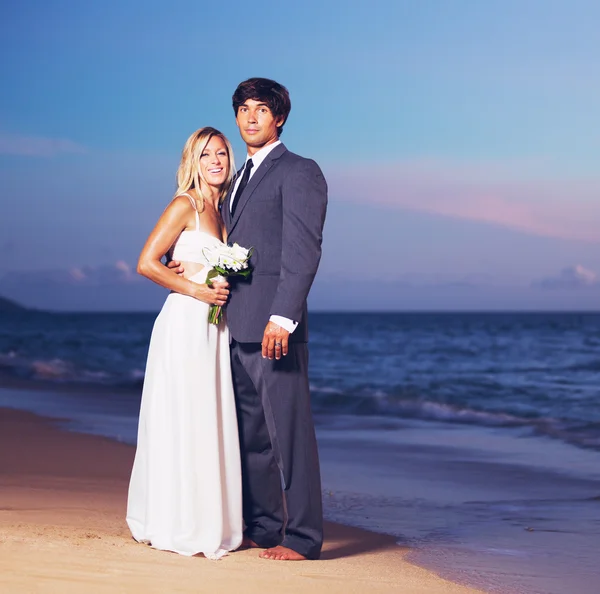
[1,310,600,593]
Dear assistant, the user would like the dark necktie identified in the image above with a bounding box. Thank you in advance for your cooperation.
[231,158,253,216]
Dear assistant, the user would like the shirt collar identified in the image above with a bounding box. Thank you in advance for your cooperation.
[245,140,281,171]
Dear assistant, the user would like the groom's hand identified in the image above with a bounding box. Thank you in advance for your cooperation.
[166,259,185,275]
[262,322,290,360]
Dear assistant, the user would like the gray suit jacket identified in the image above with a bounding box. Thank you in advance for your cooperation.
[222,143,327,343]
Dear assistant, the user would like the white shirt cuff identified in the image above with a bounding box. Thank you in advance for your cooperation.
[270,315,298,334]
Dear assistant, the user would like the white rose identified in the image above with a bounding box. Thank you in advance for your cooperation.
[231,243,249,260]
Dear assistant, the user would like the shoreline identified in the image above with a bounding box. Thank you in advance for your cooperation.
[0,407,483,593]
[3,380,600,593]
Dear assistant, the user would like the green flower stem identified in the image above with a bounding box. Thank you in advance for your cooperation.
[208,305,222,325]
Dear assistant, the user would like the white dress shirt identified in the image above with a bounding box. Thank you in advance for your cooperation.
[230,140,297,335]
[229,140,281,211]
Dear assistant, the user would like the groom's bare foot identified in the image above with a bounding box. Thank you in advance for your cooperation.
[259,545,307,561]
[239,536,261,550]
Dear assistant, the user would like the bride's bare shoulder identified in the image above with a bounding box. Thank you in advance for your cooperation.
[158,195,196,229]
[170,193,196,210]
[175,188,198,199]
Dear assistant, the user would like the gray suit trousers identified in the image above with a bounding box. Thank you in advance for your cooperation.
[230,339,323,560]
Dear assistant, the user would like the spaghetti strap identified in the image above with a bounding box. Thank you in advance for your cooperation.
[176,192,196,210]
[176,192,200,231]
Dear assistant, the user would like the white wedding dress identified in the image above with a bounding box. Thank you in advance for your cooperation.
[126,194,242,559]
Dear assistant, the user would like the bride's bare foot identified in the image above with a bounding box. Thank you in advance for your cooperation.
[239,536,260,550]
[259,545,306,561]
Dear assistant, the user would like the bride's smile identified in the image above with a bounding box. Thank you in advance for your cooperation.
[199,136,229,188]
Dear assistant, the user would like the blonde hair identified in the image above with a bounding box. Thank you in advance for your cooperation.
[175,127,235,212]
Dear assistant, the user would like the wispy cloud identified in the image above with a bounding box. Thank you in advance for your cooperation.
[326,159,600,243]
[0,262,163,311]
[535,265,599,290]
[1,261,139,287]
[0,132,88,157]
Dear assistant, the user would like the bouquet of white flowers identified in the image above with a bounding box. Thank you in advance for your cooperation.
[203,243,253,324]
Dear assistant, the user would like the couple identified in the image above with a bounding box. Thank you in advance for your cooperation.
[126,78,328,562]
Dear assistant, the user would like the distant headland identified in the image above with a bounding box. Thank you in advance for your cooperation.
[0,295,27,312]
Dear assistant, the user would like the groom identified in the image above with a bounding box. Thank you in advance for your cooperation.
[223,78,327,561]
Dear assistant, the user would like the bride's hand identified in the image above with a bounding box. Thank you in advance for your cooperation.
[192,280,230,306]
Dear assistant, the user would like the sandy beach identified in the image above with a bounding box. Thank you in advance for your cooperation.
[0,407,483,594]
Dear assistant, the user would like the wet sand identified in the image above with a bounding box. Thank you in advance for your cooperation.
[0,407,482,594]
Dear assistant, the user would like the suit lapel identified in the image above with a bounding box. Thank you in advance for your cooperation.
[222,166,243,233]
[228,143,287,235]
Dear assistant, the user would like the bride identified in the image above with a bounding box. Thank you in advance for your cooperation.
[126,127,243,559]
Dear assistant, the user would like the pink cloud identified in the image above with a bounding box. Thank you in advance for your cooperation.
[69,268,87,281]
[537,265,599,289]
[114,260,136,281]
[0,132,87,157]
[326,159,600,243]
[3,262,140,286]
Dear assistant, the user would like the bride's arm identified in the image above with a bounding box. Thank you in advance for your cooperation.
[137,197,229,306]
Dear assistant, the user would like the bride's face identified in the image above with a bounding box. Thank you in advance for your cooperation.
[199,136,229,188]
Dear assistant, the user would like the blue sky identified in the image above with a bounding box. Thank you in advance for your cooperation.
[2,0,600,310]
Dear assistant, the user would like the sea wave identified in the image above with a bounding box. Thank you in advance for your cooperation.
[1,349,599,451]
[0,351,143,388]
[310,385,529,425]
[309,386,600,451]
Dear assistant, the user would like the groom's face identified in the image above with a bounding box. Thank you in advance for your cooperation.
[235,99,283,153]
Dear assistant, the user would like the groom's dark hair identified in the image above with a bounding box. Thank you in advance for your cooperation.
[232,78,291,137]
